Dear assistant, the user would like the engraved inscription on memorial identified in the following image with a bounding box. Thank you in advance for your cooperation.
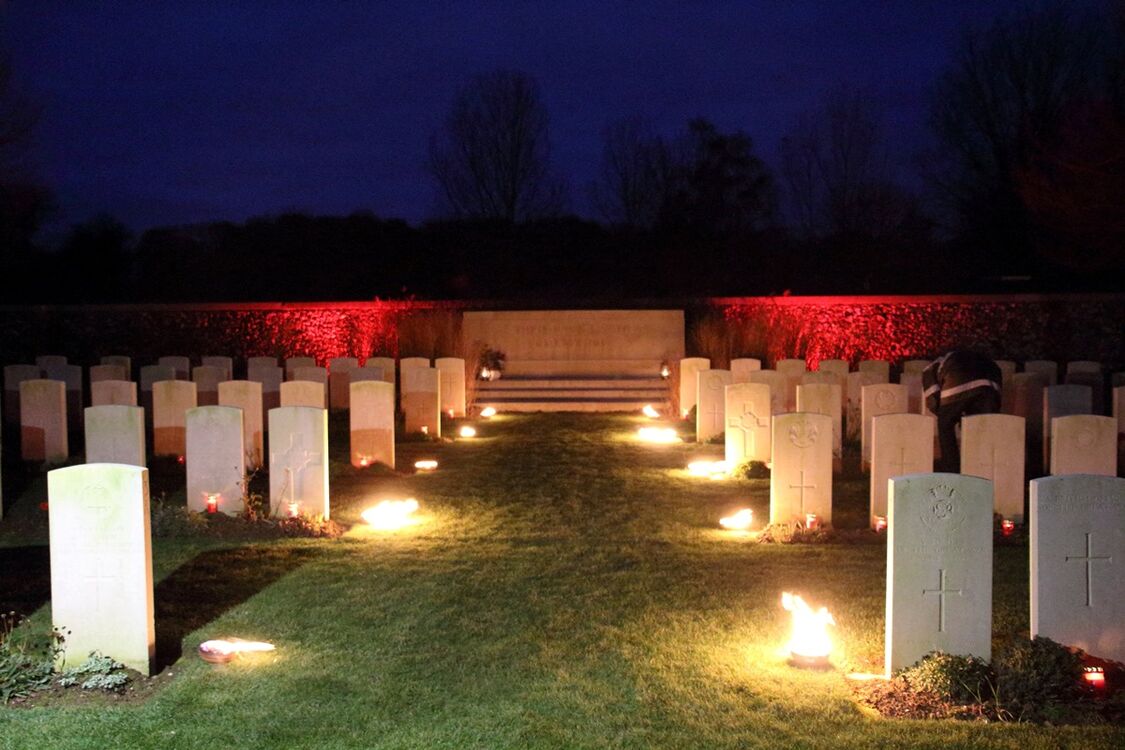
[788,422,819,448]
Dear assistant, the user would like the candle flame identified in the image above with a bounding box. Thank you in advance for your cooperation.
[414,459,438,471]
[637,426,680,443]
[199,638,276,657]
[688,460,729,479]
[642,404,660,418]
[459,425,477,438]
[480,406,497,418]
[781,592,835,660]
[362,498,420,530]
[720,508,753,530]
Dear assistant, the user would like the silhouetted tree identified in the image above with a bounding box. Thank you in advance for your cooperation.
[58,214,132,301]
[428,70,567,222]
[589,117,672,229]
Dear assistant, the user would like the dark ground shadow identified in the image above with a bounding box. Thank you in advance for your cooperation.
[0,546,51,621]
[153,545,316,672]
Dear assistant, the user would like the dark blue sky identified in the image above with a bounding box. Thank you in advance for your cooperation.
[5,1,1057,234]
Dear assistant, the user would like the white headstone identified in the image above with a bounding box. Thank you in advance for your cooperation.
[186,406,245,515]
[280,380,326,409]
[20,379,68,462]
[995,360,1017,414]
[902,359,930,376]
[84,405,146,467]
[1025,360,1058,386]
[36,354,68,370]
[399,357,430,390]
[961,414,1026,523]
[218,380,264,470]
[201,356,234,381]
[435,357,467,418]
[861,383,909,467]
[1011,373,1047,462]
[1030,474,1124,664]
[91,379,138,407]
[870,414,935,527]
[45,362,83,436]
[859,360,891,381]
[730,358,762,384]
[696,369,732,443]
[191,365,223,407]
[769,413,833,526]
[158,356,190,380]
[845,371,882,443]
[747,369,786,415]
[4,364,41,425]
[899,373,923,415]
[402,366,440,436]
[48,463,154,675]
[816,359,849,389]
[139,364,175,393]
[775,358,807,413]
[885,473,993,676]
[328,357,359,411]
[365,356,395,384]
[284,356,316,380]
[796,383,842,466]
[89,364,126,383]
[350,381,395,468]
[349,367,385,384]
[678,357,710,418]
[152,380,197,457]
[1065,370,1105,415]
[247,356,278,369]
[268,406,329,518]
[247,363,283,413]
[800,371,839,387]
[100,355,132,380]
[725,382,772,467]
[1050,415,1116,477]
[1066,361,1101,376]
[1044,384,1093,468]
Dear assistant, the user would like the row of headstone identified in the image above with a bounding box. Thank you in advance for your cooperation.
[886,472,1124,676]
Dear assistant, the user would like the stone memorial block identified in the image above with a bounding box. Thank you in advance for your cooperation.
[201,356,233,381]
[219,380,264,469]
[800,372,839,387]
[247,363,283,412]
[845,371,882,443]
[1050,415,1116,477]
[350,381,395,468]
[399,357,430,382]
[48,464,154,675]
[678,357,710,417]
[776,359,807,412]
[152,380,196,457]
[139,365,176,426]
[4,364,41,425]
[796,383,842,465]
[902,359,930,376]
[1030,474,1124,664]
[45,363,83,435]
[1113,372,1125,389]
[268,406,329,518]
[1024,360,1058,386]
[350,367,384,384]
[899,373,923,414]
[365,357,395,384]
[1065,370,1105,415]
[402,366,440,436]
[36,355,68,370]
[84,405,145,467]
[1066,361,1102,376]
[328,357,359,411]
[861,383,909,467]
[91,379,138,407]
[1044,385,1093,468]
[696,369,732,443]
[994,360,1017,414]
[158,356,191,380]
[870,414,935,526]
[885,473,992,676]
[284,356,316,380]
[730,358,762,383]
[247,356,278,369]
[293,366,328,404]
[186,406,245,515]
[859,360,891,381]
[747,369,786,415]
[435,357,467,417]
[191,365,223,406]
[725,382,772,467]
[1011,373,1047,458]
[280,380,326,409]
[90,364,126,383]
[961,414,1026,522]
[816,359,849,388]
[1115,386,1125,473]
[769,413,833,526]
[101,355,132,380]
[20,379,68,462]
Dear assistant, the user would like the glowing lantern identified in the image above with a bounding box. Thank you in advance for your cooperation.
[681,408,690,418]
[287,502,299,519]
[642,404,660,418]
[447,409,455,418]
[480,406,497,418]
[720,508,753,530]
[358,456,370,467]
[637,426,680,443]
[414,459,438,472]
[459,426,477,438]
[805,513,819,531]
[874,516,888,533]
[1083,666,1106,688]
[660,364,671,379]
[1000,519,1015,537]
[198,638,276,664]
[781,592,835,668]
[420,425,429,435]
[687,460,729,479]
[362,498,420,531]
[205,493,220,514]
[479,367,492,380]
[177,455,185,465]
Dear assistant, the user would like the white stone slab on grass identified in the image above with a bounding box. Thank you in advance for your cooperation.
[201,356,233,381]
[89,364,126,384]
[696,369,732,443]
[769,413,833,526]
[1050,415,1117,477]
[1011,373,1047,458]
[435,357,467,418]
[365,357,395,384]
[84,405,146,467]
[269,406,329,519]
[747,369,786,416]
[899,373,923,415]
[1044,385,1093,469]
[328,357,359,411]
[730,358,762,384]
[1030,474,1124,664]
[91,379,137,407]
[186,406,245,515]
[678,357,710,418]
[247,363,283,413]
[859,360,891,382]
[100,355,132,380]
[775,358,807,413]
[280,380,326,409]
[158,356,191,380]
[816,359,849,389]
[44,363,83,435]
[885,473,992,676]
[870,414,935,527]
[284,356,316,380]
[402,366,440,436]
[861,383,909,467]
[350,381,395,469]
[961,414,1026,523]
[152,380,197,457]
[218,380,264,470]
[1024,360,1058,386]
[845,371,882,444]
[4,364,41,425]
[796,383,842,466]
[48,463,154,675]
[725,382,772,467]
[191,365,223,406]
[20,379,68,462]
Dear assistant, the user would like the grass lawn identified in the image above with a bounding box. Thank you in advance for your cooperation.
[1,412,1122,749]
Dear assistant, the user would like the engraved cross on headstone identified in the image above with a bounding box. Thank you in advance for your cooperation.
[271,433,322,509]
[706,402,723,432]
[922,568,963,633]
[888,446,909,478]
[1065,532,1112,607]
[728,405,766,456]
[81,486,117,614]
[788,469,817,514]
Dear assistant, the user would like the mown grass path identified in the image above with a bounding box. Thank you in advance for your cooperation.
[1,413,1121,748]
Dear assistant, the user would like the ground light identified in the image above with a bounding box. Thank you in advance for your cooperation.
[687,460,728,479]
[204,492,220,514]
[459,425,477,438]
[1000,519,1015,536]
[480,406,497,418]
[781,592,835,669]
[1084,667,1106,688]
[362,498,420,530]
[719,508,753,530]
[642,404,660,418]
[414,459,438,472]
[197,638,276,664]
[637,426,680,443]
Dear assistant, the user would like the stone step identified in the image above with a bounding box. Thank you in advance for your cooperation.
[480,376,667,389]
[503,359,666,377]
[477,387,668,399]
[477,396,671,413]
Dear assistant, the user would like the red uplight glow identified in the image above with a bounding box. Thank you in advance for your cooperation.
[1084,667,1106,688]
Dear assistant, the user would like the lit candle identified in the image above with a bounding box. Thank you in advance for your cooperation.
[719,508,753,530]
[805,513,819,531]
[205,493,219,514]
[414,459,438,471]
[480,406,497,418]
[874,516,887,533]
[1083,667,1106,688]
[177,454,186,465]
[420,425,428,435]
[459,425,477,438]
[642,404,660,418]
[359,456,370,467]
[1000,519,1015,537]
[448,409,455,418]
[287,502,299,518]
[660,364,671,379]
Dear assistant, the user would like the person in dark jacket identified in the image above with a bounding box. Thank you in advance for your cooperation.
[922,350,1002,472]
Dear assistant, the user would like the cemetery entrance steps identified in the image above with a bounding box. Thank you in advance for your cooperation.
[475,374,671,412]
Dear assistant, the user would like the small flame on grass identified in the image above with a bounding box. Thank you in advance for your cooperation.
[198,638,275,663]
[362,498,420,531]
[480,406,497,418]
[642,404,660,418]
[414,459,438,471]
[719,508,753,530]
[459,425,477,438]
[688,460,729,479]
[781,592,835,667]
[637,426,680,443]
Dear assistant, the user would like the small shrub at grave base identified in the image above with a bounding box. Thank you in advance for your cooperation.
[0,613,65,704]
[993,637,1085,722]
[735,460,770,479]
[150,498,210,538]
[901,652,995,705]
[707,433,724,445]
[755,523,884,545]
[57,652,130,693]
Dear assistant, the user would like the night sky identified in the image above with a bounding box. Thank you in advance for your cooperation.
[4,1,1071,235]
